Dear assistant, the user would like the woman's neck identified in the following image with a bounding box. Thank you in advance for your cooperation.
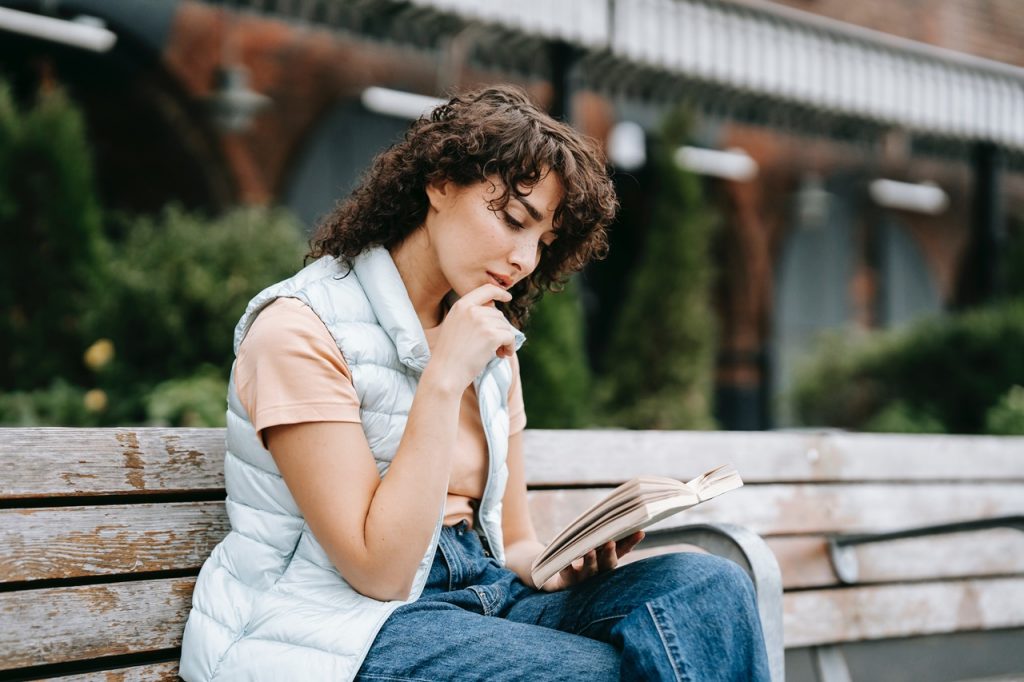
[388,229,451,330]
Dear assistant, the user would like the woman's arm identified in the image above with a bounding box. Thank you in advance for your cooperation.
[266,376,461,602]
[264,283,516,602]
[501,431,547,586]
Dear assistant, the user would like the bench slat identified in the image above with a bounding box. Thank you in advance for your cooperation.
[0,428,224,499]
[0,502,229,583]
[783,576,1024,647]
[7,485,1020,589]
[6,499,1022,590]
[41,661,180,681]
[627,530,1024,589]
[5,429,1023,501]
[0,578,194,671]
[769,531,1024,588]
[528,483,1024,539]
[523,430,1024,484]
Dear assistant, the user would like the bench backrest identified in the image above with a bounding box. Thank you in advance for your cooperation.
[2,428,1023,679]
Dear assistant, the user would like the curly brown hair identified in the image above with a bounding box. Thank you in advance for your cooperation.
[308,84,619,327]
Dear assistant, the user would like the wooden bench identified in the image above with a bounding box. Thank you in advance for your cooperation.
[3,428,1023,681]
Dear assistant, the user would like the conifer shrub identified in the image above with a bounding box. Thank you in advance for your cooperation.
[596,110,718,429]
[518,278,594,427]
[0,82,105,390]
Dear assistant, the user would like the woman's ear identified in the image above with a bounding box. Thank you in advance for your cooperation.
[425,178,451,212]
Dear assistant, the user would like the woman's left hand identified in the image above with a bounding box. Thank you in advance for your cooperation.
[539,531,645,592]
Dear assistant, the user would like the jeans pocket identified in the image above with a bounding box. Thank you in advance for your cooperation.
[467,584,504,616]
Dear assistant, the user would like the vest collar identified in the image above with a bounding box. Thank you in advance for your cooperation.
[352,247,432,372]
[352,246,527,374]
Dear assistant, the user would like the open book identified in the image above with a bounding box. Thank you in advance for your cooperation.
[530,464,743,587]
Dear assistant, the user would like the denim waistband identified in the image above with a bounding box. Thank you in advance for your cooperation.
[435,520,493,590]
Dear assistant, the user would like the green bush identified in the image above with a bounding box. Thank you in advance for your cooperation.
[0,76,307,421]
[0,379,102,426]
[80,205,307,423]
[1,197,307,426]
[86,205,306,384]
[863,401,946,434]
[792,300,1024,434]
[597,110,718,429]
[518,278,594,428]
[146,366,229,427]
[0,82,105,390]
[985,385,1024,435]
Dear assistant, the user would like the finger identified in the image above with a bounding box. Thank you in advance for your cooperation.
[583,549,599,576]
[597,541,618,571]
[488,324,517,358]
[615,531,645,557]
[459,283,513,308]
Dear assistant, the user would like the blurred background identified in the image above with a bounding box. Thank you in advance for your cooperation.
[2,0,1023,434]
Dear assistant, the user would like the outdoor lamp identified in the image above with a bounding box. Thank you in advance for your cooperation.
[869,178,949,215]
[674,146,758,181]
[361,87,445,120]
[0,6,116,52]
[607,121,647,171]
[205,64,271,133]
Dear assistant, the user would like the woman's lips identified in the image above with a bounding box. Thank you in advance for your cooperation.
[488,272,511,288]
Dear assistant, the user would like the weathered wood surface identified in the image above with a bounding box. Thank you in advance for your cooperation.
[523,430,1024,484]
[0,502,230,582]
[626,529,1024,589]
[42,661,180,681]
[0,577,194,670]
[783,576,1024,648]
[528,483,1024,540]
[5,428,1023,500]
[0,428,225,499]
[2,425,1023,676]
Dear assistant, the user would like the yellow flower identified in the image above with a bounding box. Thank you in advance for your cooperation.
[84,339,115,371]
[83,389,108,413]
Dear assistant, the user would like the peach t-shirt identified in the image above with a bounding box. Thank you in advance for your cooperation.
[234,297,527,528]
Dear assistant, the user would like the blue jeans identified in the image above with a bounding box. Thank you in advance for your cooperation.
[356,521,770,681]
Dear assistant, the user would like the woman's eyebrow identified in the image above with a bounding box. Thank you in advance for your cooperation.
[515,196,543,222]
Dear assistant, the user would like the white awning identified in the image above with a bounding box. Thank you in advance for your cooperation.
[410,0,1024,150]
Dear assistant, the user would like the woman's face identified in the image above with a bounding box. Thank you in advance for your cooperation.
[425,171,562,297]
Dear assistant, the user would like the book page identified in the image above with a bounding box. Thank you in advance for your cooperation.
[536,486,695,565]
[531,493,701,587]
[694,464,743,501]
[530,464,743,587]
[536,476,688,564]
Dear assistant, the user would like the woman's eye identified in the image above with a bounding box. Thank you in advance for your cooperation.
[503,213,525,230]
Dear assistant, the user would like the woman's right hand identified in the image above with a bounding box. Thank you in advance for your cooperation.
[423,284,516,393]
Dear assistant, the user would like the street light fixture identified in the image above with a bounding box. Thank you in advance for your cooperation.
[0,6,116,52]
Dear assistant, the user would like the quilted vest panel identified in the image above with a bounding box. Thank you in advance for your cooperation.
[179,247,523,681]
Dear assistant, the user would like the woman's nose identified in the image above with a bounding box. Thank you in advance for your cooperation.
[509,236,539,273]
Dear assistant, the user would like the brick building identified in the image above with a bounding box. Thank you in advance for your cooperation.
[1,0,1022,429]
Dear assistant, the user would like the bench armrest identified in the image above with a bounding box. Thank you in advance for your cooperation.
[644,523,785,682]
[828,514,1024,585]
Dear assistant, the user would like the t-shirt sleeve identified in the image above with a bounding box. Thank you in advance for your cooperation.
[508,350,527,434]
[235,297,361,442]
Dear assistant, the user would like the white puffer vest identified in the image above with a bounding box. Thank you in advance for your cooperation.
[179,247,525,681]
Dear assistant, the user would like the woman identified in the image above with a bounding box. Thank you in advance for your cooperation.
[180,85,769,681]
